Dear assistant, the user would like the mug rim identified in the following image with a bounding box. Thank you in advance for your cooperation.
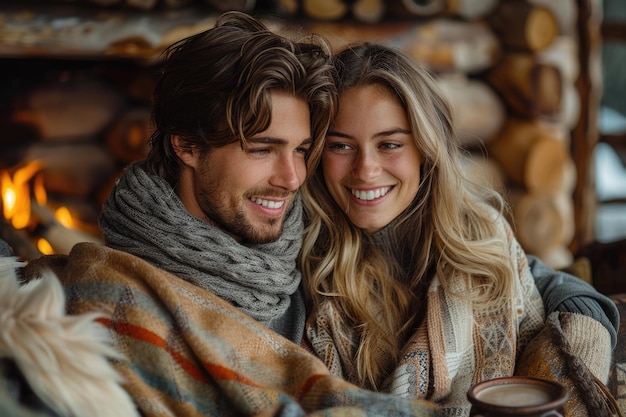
[467,376,569,414]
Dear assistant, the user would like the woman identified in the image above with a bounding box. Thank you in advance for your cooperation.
[300,43,615,415]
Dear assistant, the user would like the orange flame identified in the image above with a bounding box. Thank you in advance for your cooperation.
[1,161,83,255]
[37,238,54,255]
[33,173,47,207]
[54,206,75,228]
[1,161,44,229]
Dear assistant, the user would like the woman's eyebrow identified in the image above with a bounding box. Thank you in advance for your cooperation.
[326,128,411,139]
[326,130,351,138]
[373,128,412,138]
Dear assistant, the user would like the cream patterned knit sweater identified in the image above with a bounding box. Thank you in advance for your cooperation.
[305,215,547,417]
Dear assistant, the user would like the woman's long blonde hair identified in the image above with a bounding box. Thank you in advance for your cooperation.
[300,43,515,390]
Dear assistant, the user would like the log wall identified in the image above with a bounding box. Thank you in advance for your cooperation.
[0,0,603,267]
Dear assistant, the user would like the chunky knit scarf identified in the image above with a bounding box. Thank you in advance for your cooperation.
[99,162,305,339]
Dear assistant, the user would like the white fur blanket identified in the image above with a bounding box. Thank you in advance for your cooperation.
[0,257,139,417]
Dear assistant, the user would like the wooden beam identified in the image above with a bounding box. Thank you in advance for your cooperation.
[602,21,626,42]
[570,0,603,253]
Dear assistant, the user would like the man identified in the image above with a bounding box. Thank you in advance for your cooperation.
[23,11,443,417]
[97,21,328,340]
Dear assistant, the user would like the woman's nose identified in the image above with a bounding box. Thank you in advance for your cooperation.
[352,150,381,180]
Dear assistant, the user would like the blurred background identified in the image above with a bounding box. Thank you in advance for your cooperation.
[0,0,623,289]
[597,0,626,244]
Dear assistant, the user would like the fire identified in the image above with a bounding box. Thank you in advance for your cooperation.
[33,173,47,207]
[54,206,75,229]
[1,161,43,229]
[1,160,91,256]
[37,238,54,255]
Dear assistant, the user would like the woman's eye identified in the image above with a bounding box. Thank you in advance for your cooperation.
[295,146,310,156]
[380,142,402,150]
[327,143,352,151]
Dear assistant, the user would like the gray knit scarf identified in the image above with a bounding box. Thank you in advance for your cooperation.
[99,162,305,338]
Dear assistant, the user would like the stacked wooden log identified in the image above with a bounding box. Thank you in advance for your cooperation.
[484,0,581,268]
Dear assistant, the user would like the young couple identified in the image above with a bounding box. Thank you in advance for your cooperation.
[23,10,618,417]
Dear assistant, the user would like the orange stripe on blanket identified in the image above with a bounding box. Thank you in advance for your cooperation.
[203,364,331,400]
[97,317,274,390]
[297,374,326,400]
[98,317,211,384]
[204,363,258,386]
[96,318,327,397]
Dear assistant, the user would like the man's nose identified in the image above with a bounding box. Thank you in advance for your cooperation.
[270,155,304,191]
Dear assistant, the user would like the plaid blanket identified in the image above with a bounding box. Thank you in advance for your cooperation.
[24,243,443,417]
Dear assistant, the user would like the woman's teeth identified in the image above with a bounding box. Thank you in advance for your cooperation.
[351,187,390,201]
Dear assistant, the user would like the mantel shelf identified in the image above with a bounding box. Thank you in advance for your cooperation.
[0,4,224,61]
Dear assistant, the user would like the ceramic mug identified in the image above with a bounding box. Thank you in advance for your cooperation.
[467,376,569,416]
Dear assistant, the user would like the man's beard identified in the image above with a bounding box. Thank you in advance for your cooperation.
[202,193,294,244]
[221,207,284,244]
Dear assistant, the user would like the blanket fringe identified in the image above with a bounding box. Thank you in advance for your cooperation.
[548,313,623,417]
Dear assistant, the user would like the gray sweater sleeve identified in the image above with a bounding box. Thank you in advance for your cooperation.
[528,254,620,348]
[0,239,13,257]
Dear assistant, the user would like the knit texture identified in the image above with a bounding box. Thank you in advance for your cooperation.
[529,255,620,348]
[99,162,306,341]
[516,312,619,417]
[305,215,546,417]
[24,244,444,417]
[0,239,12,257]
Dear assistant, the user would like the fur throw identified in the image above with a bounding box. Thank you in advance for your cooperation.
[0,257,139,417]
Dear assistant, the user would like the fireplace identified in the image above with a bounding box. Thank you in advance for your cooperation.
[0,56,156,259]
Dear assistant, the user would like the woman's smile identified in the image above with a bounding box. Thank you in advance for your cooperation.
[350,186,392,202]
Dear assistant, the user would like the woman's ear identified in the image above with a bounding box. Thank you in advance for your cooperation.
[171,135,197,168]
